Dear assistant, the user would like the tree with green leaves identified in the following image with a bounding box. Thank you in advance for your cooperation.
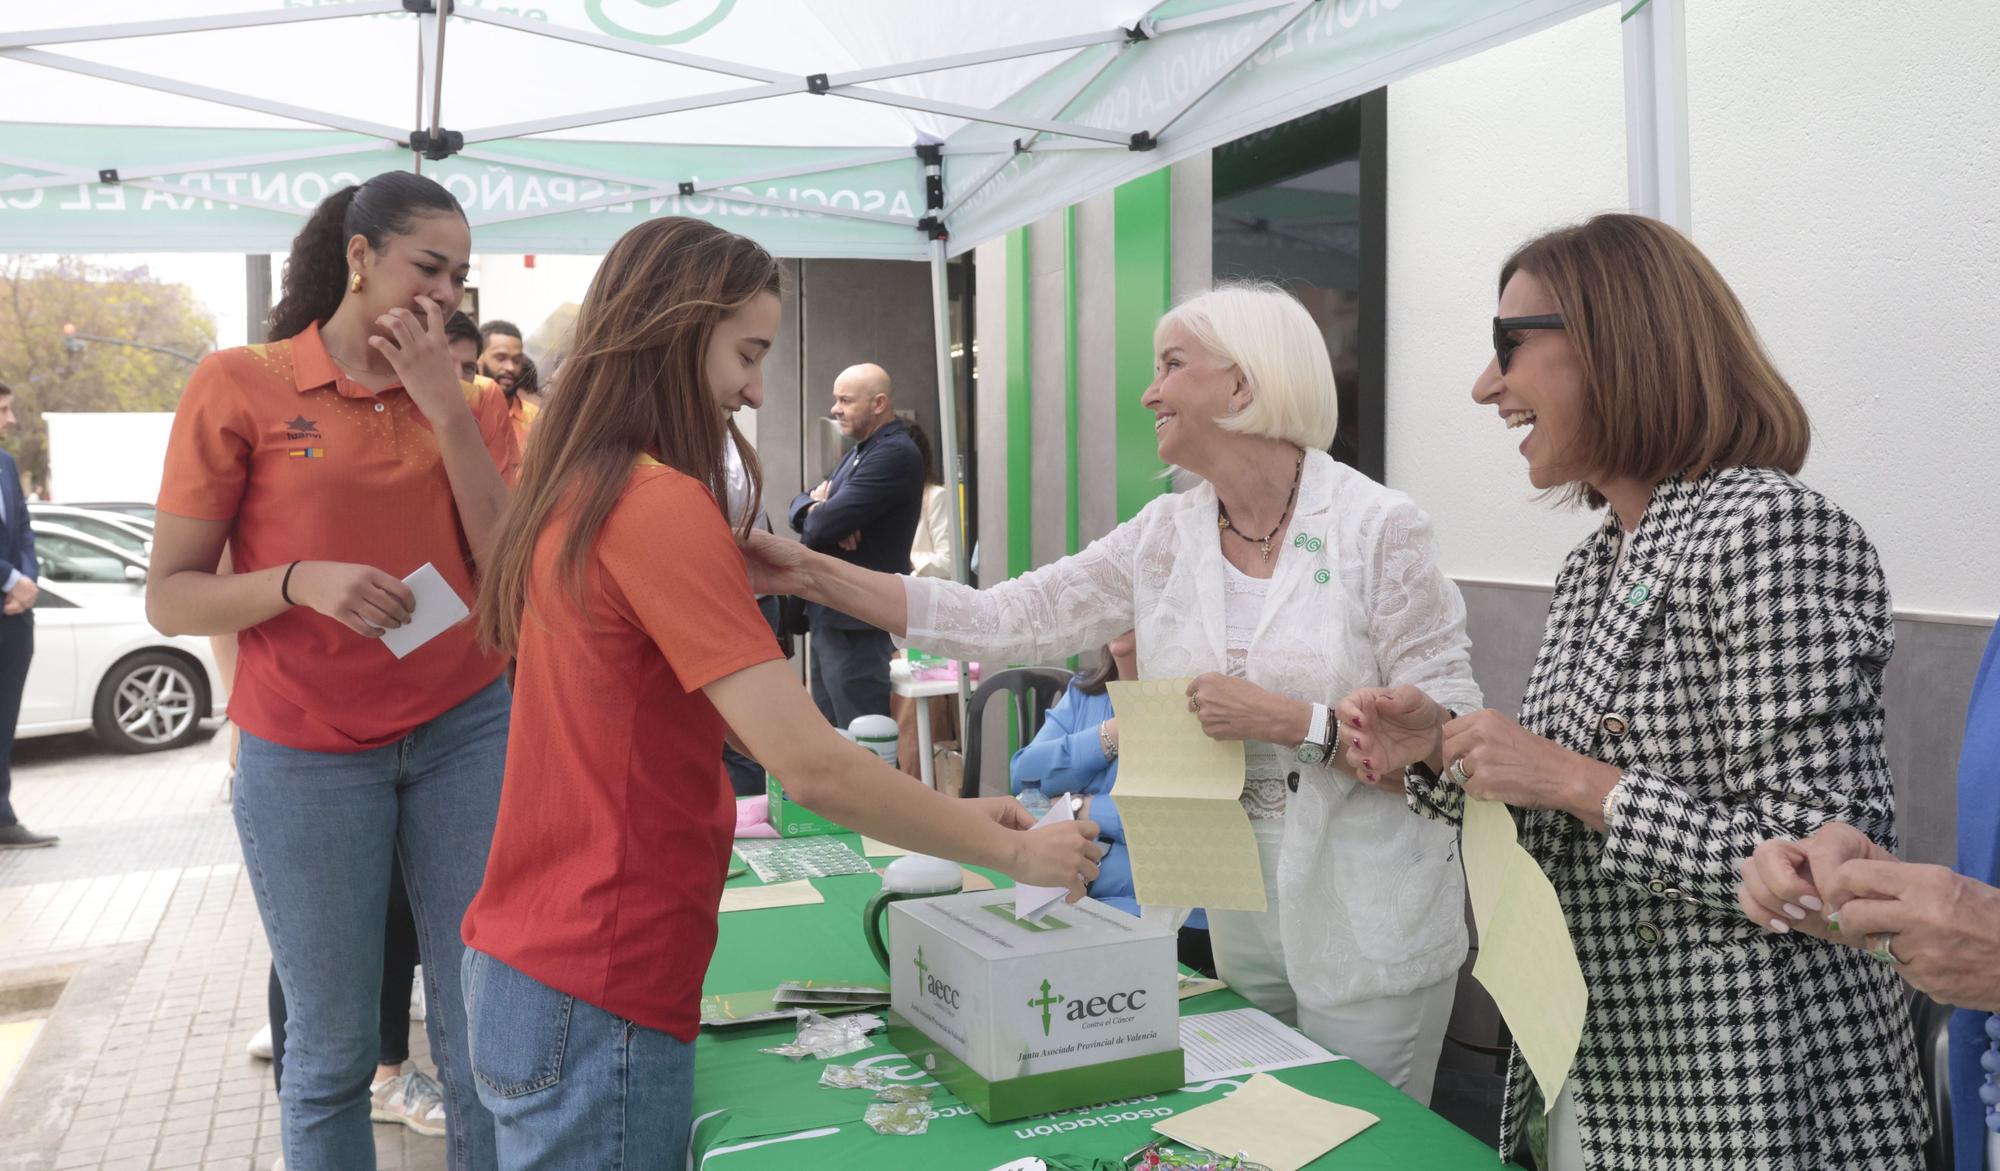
[0,257,215,488]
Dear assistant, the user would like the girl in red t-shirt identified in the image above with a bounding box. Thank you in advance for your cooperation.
[464,217,1100,1167]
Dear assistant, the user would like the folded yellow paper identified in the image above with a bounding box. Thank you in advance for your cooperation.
[1462,797,1589,1113]
[1153,1072,1377,1171]
[718,880,823,913]
[1108,679,1265,912]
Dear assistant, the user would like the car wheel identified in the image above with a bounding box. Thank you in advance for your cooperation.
[93,651,208,754]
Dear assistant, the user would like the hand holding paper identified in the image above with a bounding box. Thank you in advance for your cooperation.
[1012,795,1078,923]
[379,562,470,660]
[1106,679,1265,912]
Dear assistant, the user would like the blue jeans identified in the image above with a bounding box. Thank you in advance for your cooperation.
[235,679,509,1171]
[464,949,696,1170]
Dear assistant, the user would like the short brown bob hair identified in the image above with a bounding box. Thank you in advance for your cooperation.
[1500,213,1809,509]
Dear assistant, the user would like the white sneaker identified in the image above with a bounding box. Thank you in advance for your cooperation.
[409,966,426,1022]
[371,1068,447,1137]
[246,1023,273,1060]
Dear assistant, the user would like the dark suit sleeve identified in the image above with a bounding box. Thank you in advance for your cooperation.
[788,489,817,535]
[796,440,921,551]
[18,506,35,584]
[0,458,27,586]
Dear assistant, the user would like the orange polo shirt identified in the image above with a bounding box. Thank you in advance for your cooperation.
[463,462,783,1039]
[504,394,539,486]
[157,323,517,752]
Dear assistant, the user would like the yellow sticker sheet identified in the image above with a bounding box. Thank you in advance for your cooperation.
[1153,1073,1377,1171]
[718,880,824,914]
[1462,798,1589,1113]
[1107,679,1265,912]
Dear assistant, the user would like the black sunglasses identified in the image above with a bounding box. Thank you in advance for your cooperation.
[1492,314,1565,373]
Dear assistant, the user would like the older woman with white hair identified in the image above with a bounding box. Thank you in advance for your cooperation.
[744,282,1481,1102]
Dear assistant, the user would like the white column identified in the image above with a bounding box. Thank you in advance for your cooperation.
[1621,0,1691,232]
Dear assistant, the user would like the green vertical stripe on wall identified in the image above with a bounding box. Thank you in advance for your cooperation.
[1005,228,1032,581]
[1063,205,1081,558]
[1113,169,1172,523]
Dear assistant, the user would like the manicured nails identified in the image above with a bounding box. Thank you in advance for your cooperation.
[1767,918,1791,934]
[1798,895,1823,912]
[1782,903,1807,921]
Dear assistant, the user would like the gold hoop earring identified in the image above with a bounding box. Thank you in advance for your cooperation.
[348,271,363,294]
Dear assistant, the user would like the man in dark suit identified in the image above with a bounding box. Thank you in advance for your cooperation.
[0,382,51,849]
[788,363,924,730]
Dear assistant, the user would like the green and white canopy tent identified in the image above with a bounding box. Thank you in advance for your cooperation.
[0,0,1688,589]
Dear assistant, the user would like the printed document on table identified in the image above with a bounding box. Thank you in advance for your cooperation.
[1107,679,1265,911]
[1179,1007,1342,1082]
[379,562,470,660]
[1462,797,1589,1113]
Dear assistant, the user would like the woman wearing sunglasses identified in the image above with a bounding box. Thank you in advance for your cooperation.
[1333,213,1924,1170]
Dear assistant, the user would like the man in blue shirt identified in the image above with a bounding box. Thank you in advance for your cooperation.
[0,382,50,848]
[788,364,923,729]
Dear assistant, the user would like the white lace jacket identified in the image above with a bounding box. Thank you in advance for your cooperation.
[903,451,1482,1005]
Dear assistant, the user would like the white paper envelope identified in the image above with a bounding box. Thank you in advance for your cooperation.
[1013,795,1077,923]
[379,562,471,660]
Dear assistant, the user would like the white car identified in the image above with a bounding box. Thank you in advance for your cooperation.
[20,527,225,753]
[28,504,153,560]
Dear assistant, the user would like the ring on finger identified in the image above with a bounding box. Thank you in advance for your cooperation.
[1446,757,1472,786]
[1866,933,1905,966]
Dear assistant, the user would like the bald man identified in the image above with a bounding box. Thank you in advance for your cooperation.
[789,364,926,729]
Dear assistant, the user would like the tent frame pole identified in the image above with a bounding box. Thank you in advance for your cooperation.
[456,146,911,195]
[0,2,405,50]
[1148,0,1316,141]
[0,47,404,139]
[940,40,1131,222]
[926,235,974,776]
[0,142,395,196]
[460,82,801,143]
[1621,0,1690,231]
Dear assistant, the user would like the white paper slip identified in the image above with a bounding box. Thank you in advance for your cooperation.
[379,562,471,660]
[1179,1007,1343,1082]
[1012,795,1078,924]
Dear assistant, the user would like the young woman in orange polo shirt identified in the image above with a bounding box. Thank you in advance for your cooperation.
[461,216,1101,1168]
[147,171,517,1171]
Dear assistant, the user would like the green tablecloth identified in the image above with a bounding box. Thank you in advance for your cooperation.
[694,833,1506,1169]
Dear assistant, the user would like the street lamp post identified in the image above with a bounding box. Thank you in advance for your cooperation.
[62,323,203,366]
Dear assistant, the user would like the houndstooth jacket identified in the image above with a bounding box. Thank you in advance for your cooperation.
[1410,467,1927,1170]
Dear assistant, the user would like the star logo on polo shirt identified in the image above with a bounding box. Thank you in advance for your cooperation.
[286,415,315,433]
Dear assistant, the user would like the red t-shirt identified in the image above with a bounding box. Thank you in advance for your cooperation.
[462,463,783,1040]
[156,324,516,751]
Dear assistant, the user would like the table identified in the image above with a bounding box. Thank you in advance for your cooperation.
[696,833,1512,1169]
[889,657,961,790]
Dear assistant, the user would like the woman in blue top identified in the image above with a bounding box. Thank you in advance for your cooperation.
[1011,631,1214,974]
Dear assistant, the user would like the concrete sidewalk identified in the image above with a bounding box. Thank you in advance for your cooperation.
[0,731,445,1171]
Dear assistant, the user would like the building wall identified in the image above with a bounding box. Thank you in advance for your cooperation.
[1385,2,2000,621]
[966,2,1998,840]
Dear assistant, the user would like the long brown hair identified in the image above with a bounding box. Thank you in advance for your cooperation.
[475,217,782,655]
[1501,213,1810,509]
